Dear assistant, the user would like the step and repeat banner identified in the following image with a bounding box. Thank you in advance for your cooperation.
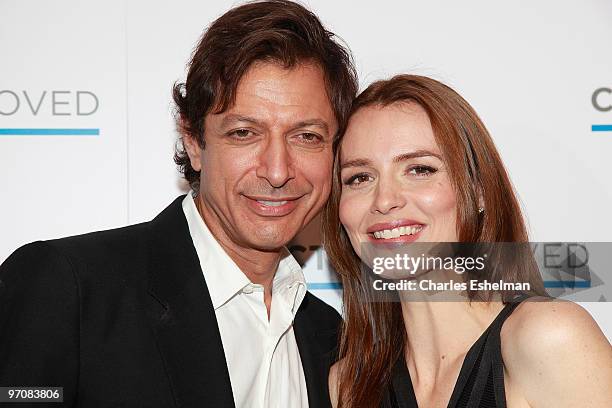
[1,0,611,338]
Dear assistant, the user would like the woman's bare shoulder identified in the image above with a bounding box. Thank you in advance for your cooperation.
[501,297,607,351]
[501,297,612,407]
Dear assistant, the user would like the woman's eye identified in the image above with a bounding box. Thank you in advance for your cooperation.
[344,173,373,186]
[407,165,437,177]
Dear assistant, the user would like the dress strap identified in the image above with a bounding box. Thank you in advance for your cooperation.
[480,293,531,408]
[387,355,418,408]
[449,293,531,408]
[384,294,532,408]
[487,293,530,333]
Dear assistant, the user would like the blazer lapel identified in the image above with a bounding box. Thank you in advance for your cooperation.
[146,196,235,408]
[294,295,337,408]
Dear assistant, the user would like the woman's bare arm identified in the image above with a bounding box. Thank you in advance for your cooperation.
[503,300,612,407]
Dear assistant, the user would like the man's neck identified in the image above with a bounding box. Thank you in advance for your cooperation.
[218,238,282,288]
[194,194,282,315]
[222,243,279,319]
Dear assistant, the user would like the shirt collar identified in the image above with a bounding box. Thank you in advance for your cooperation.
[274,247,307,316]
[182,192,307,313]
[182,192,250,309]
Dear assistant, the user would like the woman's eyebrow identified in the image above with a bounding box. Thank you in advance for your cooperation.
[341,150,442,169]
[340,158,372,169]
[393,149,442,162]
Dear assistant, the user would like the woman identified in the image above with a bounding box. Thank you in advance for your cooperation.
[324,75,612,407]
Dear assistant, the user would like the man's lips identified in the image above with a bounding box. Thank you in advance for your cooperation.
[242,194,305,217]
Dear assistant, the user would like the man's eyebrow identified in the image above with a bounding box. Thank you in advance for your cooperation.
[220,114,262,128]
[340,150,442,170]
[219,115,330,133]
[292,119,330,133]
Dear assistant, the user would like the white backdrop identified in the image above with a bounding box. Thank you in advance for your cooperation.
[1,0,611,339]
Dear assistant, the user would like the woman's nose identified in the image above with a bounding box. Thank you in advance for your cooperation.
[370,179,406,215]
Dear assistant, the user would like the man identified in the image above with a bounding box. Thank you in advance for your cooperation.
[0,1,357,406]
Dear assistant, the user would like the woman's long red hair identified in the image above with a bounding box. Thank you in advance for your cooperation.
[322,75,547,408]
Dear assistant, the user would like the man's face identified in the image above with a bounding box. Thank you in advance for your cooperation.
[184,61,337,251]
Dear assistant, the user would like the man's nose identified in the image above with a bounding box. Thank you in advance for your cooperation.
[256,135,295,188]
[371,177,407,215]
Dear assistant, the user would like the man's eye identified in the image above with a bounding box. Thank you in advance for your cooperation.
[296,132,322,144]
[343,173,373,186]
[228,129,253,139]
[407,165,437,176]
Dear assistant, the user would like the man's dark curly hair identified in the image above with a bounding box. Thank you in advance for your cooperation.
[172,0,358,191]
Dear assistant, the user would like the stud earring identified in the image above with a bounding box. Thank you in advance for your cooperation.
[478,207,484,214]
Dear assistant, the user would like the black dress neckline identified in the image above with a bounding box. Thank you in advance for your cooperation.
[388,297,527,408]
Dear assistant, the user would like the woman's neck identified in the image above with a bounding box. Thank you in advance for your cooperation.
[399,296,504,383]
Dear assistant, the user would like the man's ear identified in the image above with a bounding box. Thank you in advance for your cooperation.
[182,133,203,172]
[177,114,203,172]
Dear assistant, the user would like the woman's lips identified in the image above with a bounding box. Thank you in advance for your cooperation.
[366,221,425,244]
[366,219,423,233]
[367,226,424,244]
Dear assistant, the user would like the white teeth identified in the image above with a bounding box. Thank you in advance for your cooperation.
[372,225,423,239]
[257,200,288,207]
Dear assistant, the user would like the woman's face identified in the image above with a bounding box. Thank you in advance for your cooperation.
[339,102,458,259]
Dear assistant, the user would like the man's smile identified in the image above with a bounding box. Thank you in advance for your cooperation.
[242,194,305,217]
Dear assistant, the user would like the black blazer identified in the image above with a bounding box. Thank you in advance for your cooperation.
[0,196,341,408]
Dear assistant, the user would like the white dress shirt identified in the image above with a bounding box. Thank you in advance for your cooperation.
[182,193,309,408]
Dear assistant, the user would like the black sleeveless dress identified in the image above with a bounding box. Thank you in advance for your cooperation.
[383,296,528,408]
